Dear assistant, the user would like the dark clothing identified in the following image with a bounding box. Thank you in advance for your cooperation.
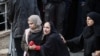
[87,12,100,51]
[40,22,70,56]
[95,36,100,50]
[68,10,100,54]
[21,30,42,56]
[7,0,40,38]
[44,0,66,34]
[7,0,40,56]
[85,0,100,13]
[14,38,23,56]
[74,0,85,37]
[28,31,42,56]
[87,12,100,37]
[68,26,95,56]
[41,33,70,56]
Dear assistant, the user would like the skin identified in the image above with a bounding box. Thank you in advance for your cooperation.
[28,20,36,30]
[95,51,100,56]
[86,16,94,26]
[43,22,51,35]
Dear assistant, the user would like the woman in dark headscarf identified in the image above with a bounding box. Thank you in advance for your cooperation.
[28,21,70,56]
[21,15,42,56]
[67,12,100,56]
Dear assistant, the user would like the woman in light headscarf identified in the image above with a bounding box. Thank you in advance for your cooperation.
[21,15,42,56]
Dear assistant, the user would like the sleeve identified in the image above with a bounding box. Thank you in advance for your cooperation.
[40,35,56,56]
[67,34,84,53]
[21,33,29,51]
[7,0,15,23]
[29,41,41,51]
[34,45,41,51]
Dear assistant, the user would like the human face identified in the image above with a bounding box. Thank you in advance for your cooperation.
[43,22,51,35]
[28,20,36,30]
[86,16,94,26]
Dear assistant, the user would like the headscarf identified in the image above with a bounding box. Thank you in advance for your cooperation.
[87,12,100,36]
[45,21,57,34]
[28,15,42,33]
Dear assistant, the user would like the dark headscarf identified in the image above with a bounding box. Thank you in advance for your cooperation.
[44,21,58,35]
[87,12,100,36]
[42,21,58,43]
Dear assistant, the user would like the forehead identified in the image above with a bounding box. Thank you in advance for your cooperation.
[87,16,93,20]
[44,22,50,27]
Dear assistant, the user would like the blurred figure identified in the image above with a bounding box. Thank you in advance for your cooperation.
[67,12,100,56]
[43,0,69,35]
[7,0,40,56]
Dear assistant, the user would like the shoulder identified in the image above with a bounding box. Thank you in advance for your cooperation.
[49,33,60,40]
[25,28,30,34]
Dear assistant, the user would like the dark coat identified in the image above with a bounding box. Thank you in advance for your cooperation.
[87,12,100,51]
[68,26,95,56]
[40,22,70,56]
[21,30,42,56]
[41,33,70,56]
[7,0,40,38]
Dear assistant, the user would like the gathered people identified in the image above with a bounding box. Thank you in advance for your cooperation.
[28,21,70,56]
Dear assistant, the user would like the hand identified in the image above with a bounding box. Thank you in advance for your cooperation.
[29,45,36,50]
[29,41,34,46]
[95,51,100,56]
[59,34,66,43]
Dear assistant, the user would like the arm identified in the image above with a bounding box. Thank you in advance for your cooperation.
[7,0,15,23]
[28,41,41,51]
[67,34,84,52]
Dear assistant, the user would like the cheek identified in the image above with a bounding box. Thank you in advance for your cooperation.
[43,28,50,33]
[48,29,51,33]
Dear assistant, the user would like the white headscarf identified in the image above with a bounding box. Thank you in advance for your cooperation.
[28,15,42,33]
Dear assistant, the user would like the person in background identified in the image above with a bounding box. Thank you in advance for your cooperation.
[67,12,100,56]
[7,0,40,56]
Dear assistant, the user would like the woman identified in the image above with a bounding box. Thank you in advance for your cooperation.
[67,12,100,56]
[21,15,42,56]
[29,21,70,56]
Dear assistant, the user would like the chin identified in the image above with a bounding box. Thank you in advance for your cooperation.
[44,33,49,35]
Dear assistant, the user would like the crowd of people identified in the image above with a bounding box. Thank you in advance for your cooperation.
[7,0,100,56]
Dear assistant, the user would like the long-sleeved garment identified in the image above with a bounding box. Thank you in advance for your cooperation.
[21,29,42,56]
[7,0,40,38]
